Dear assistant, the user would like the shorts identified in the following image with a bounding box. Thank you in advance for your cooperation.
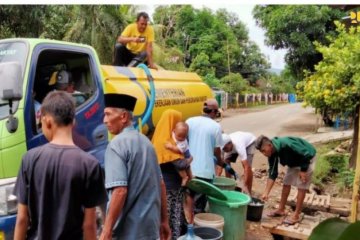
[224,142,255,167]
[283,156,316,190]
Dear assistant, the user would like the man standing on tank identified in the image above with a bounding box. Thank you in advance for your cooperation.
[113,12,157,69]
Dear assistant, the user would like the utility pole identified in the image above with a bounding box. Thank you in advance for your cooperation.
[351,107,360,222]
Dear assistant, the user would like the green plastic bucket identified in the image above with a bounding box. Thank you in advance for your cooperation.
[208,191,251,240]
[213,177,236,190]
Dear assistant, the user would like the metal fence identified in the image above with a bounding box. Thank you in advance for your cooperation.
[214,92,295,110]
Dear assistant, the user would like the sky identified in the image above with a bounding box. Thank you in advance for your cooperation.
[139,4,287,70]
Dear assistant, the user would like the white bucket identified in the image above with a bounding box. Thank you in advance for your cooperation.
[194,213,224,232]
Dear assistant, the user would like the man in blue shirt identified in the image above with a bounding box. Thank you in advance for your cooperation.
[186,99,223,213]
[100,93,171,240]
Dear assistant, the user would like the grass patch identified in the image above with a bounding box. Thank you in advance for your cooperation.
[313,155,331,186]
[337,168,355,191]
[312,141,350,189]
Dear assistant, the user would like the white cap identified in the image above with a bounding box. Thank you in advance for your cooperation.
[221,133,232,148]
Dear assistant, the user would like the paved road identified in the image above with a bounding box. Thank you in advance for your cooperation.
[220,103,316,138]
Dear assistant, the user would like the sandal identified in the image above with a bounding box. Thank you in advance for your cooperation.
[267,211,286,217]
[283,217,300,225]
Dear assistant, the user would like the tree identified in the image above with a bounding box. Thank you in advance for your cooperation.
[189,52,214,77]
[220,73,249,94]
[236,41,270,85]
[153,5,180,47]
[0,5,49,38]
[253,5,344,80]
[63,5,127,64]
[203,73,220,89]
[40,5,74,40]
[152,5,270,79]
[300,22,360,167]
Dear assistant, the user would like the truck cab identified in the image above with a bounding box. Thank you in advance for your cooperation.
[0,39,108,238]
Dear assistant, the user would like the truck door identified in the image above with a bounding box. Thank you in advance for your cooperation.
[24,43,108,166]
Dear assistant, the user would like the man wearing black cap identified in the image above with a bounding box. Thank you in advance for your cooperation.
[100,93,171,240]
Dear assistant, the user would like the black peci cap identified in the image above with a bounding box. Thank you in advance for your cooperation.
[104,93,137,111]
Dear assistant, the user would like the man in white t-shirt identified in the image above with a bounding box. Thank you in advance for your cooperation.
[221,131,256,195]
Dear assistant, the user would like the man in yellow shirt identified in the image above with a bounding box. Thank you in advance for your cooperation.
[114,12,156,69]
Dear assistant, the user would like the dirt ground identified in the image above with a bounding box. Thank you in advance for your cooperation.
[221,105,319,240]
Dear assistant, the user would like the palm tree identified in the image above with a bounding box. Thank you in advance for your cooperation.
[64,5,129,64]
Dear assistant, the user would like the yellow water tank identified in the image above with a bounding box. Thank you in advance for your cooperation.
[101,65,214,133]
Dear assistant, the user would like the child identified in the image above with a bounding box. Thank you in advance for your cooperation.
[165,121,193,186]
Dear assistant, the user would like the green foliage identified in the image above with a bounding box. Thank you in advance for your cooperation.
[0,5,127,65]
[309,218,360,240]
[312,141,350,188]
[189,52,214,77]
[338,168,355,189]
[301,22,360,116]
[313,155,331,186]
[236,41,270,84]
[153,43,186,71]
[203,73,220,88]
[153,5,181,47]
[253,5,344,79]
[39,5,74,40]
[0,4,274,89]
[63,5,127,64]
[325,154,348,173]
[0,5,49,37]
[153,5,270,80]
[220,73,249,94]
[280,66,298,88]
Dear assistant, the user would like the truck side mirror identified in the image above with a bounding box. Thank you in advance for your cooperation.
[0,62,23,133]
[0,62,23,102]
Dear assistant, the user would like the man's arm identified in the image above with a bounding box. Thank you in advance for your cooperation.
[118,35,142,45]
[100,187,128,240]
[14,203,29,240]
[83,207,97,240]
[146,42,157,69]
[214,147,224,166]
[160,180,171,240]
[241,159,253,194]
[261,178,275,201]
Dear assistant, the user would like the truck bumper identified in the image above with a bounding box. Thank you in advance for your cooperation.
[0,215,16,240]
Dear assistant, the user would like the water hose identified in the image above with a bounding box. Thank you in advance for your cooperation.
[135,63,155,131]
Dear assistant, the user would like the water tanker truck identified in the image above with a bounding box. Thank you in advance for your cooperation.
[0,38,213,238]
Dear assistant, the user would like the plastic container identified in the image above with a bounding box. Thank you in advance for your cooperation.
[178,224,203,240]
[194,227,223,240]
[178,235,203,240]
[208,190,251,240]
[246,197,264,222]
[213,177,236,191]
[194,213,224,232]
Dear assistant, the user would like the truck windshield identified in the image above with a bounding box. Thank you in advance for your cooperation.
[0,41,27,119]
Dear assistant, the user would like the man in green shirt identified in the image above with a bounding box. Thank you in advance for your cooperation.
[255,135,316,225]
